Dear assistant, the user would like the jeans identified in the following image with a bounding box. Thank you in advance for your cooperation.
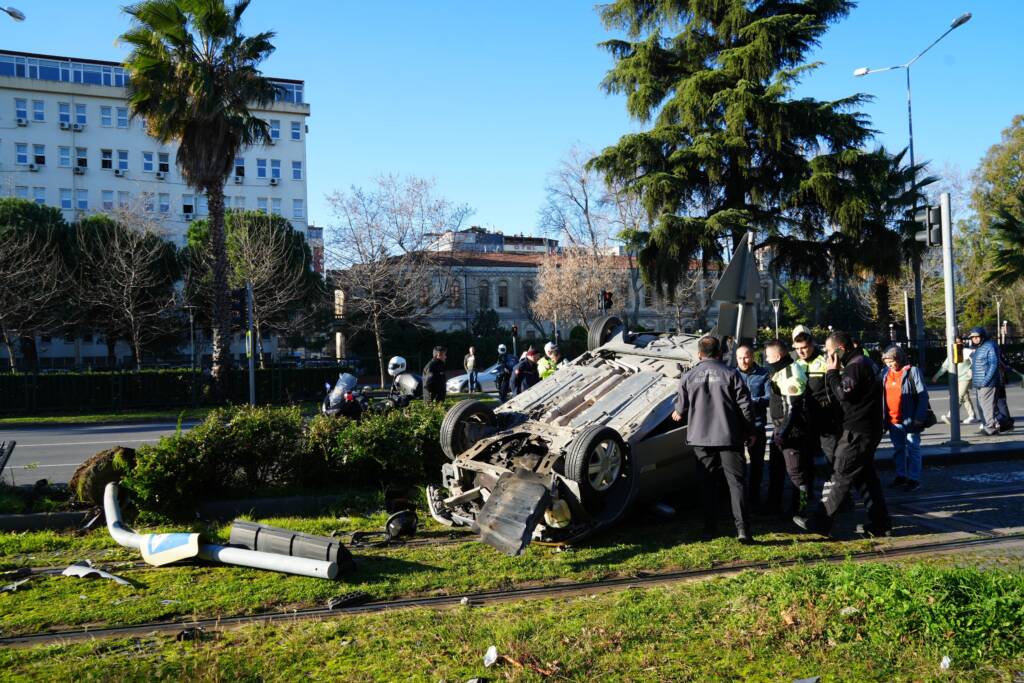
[467,369,478,392]
[888,423,921,482]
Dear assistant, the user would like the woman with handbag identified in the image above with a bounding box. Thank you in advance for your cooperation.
[881,345,932,492]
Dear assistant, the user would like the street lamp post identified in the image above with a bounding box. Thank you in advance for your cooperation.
[995,297,1002,344]
[769,298,781,339]
[854,11,972,368]
[1,6,25,21]
[184,305,197,372]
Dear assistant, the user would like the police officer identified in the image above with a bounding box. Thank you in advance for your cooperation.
[422,345,448,403]
[794,331,893,538]
[495,343,514,401]
[672,336,756,543]
[764,339,814,516]
[538,345,564,380]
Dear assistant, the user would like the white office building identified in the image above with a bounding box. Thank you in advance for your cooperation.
[0,50,311,368]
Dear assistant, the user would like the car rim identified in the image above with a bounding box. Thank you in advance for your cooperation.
[586,439,622,492]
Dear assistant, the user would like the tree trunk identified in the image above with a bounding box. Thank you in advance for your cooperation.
[372,312,385,387]
[132,328,143,372]
[207,184,232,388]
[105,334,117,369]
[20,336,38,374]
[874,275,891,339]
[2,334,16,372]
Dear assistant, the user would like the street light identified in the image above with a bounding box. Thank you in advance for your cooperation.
[769,298,781,339]
[1,6,24,21]
[854,11,972,368]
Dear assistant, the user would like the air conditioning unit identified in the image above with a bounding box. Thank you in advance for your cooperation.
[114,168,126,177]
[183,212,194,222]
[15,117,28,126]
[269,177,279,186]
[72,123,84,132]
[73,166,86,175]
[234,175,244,184]
[155,171,166,180]
[28,163,39,172]
[59,121,70,130]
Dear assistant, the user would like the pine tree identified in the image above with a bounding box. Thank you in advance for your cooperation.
[590,0,876,297]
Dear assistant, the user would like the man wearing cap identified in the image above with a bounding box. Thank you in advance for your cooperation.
[513,346,541,395]
[969,327,1002,436]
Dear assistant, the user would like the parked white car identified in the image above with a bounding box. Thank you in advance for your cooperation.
[446,362,502,394]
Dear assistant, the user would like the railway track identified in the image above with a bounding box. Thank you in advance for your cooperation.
[3,530,1022,648]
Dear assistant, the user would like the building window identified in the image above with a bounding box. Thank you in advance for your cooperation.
[117,150,128,171]
[291,161,302,180]
[526,329,536,340]
[15,186,28,200]
[269,119,280,140]
[15,143,27,165]
[142,151,154,172]
[58,102,70,124]
[234,157,244,177]
[76,147,87,168]
[271,197,282,215]
[118,191,130,209]
[158,193,170,213]
[33,144,45,165]
[100,106,112,127]
[497,281,509,308]
[59,146,71,167]
[233,196,245,209]
[102,190,114,211]
[14,97,26,119]
[256,158,267,178]
[523,280,535,303]
[182,194,194,214]
[270,159,281,179]
[32,99,44,121]
[257,197,268,214]
[291,120,301,140]
[74,103,86,125]
[449,281,461,308]
[32,187,45,205]
[292,198,304,218]
[60,188,72,209]
[158,152,170,173]
[101,149,113,169]
[76,189,88,210]
[478,280,490,310]
[116,107,128,128]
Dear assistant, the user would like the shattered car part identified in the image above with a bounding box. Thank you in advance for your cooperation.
[229,520,355,573]
[61,560,132,586]
[2,577,32,593]
[326,591,372,610]
[431,234,759,555]
[104,483,338,580]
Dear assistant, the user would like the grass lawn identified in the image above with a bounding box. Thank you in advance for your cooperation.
[2,562,1022,681]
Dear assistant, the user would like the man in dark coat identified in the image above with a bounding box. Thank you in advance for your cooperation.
[513,347,540,395]
[673,336,756,543]
[422,346,448,403]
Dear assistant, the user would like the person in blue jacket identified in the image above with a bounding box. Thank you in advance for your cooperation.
[968,327,1002,436]
[734,344,774,508]
[880,345,930,492]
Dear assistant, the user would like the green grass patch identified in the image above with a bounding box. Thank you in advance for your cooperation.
[2,562,1022,681]
[0,403,322,427]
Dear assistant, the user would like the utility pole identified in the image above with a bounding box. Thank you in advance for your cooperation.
[903,290,912,343]
[246,281,255,406]
[939,192,967,447]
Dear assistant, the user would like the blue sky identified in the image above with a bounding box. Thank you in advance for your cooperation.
[4,1,1021,232]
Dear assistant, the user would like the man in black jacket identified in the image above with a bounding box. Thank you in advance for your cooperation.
[764,340,814,516]
[513,347,540,395]
[793,331,892,537]
[422,346,448,403]
[672,336,756,543]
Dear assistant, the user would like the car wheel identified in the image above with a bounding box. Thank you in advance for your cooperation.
[440,399,497,460]
[564,425,630,512]
[588,315,624,351]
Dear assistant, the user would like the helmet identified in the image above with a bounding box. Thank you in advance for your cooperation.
[387,356,407,377]
[497,344,507,353]
[385,510,418,540]
[544,341,556,355]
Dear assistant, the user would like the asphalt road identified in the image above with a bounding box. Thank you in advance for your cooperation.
[2,382,1024,487]
[0,422,196,486]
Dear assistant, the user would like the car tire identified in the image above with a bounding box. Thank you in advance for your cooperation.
[563,425,630,512]
[588,315,624,351]
[440,399,497,460]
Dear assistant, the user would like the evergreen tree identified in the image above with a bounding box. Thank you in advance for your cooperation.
[590,0,876,297]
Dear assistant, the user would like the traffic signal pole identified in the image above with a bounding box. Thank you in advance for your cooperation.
[939,192,967,447]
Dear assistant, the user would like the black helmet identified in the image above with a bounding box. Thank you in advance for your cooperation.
[385,510,418,540]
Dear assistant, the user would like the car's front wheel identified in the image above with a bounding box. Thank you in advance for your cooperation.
[440,399,497,460]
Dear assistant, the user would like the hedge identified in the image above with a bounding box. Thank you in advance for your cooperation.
[123,402,451,519]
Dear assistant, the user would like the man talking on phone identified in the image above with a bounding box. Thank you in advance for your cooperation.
[793,331,893,538]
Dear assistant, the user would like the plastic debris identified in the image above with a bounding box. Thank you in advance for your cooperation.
[940,656,952,670]
[794,678,821,683]
[61,560,132,586]
[839,606,859,617]
[1,577,32,593]
[176,626,205,642]
[483,645,499,668]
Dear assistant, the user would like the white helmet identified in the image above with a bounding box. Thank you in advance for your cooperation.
[544,341,556,355]
[497,344,507,353]
[387,356,407,377]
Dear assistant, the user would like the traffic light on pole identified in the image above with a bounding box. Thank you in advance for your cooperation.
[914,205,942,248]
[602,290,613,311]
[230,287,246,324]
[511,324,518,337]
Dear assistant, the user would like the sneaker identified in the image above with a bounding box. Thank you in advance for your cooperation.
[978,425,989,433]
[856,523,894,539]
[792,515,831,537]
[889,475,908,489]
[962,416,978,424]
[737,529,755,545]
[984,428,999,436]
[939,414,951,425]
[901,480,920,492]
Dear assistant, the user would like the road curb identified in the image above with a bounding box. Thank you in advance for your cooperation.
[0,510,92,532]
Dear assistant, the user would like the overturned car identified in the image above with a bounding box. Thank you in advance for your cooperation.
[426,233,761,556]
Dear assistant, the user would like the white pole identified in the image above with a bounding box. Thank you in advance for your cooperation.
[940,192,966,447]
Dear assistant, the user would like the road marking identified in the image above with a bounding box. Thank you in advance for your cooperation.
[12,438,159,448]
[6,463,84,469]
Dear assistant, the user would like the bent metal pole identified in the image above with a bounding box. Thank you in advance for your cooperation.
[104,483,338,579]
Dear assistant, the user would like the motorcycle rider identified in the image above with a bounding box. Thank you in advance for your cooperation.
[386,356,422,408]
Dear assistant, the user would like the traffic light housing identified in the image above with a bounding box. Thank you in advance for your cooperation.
[511,324,518,337]
[230,287,247,324]
[914,205,942,248]
[602,290,613,311]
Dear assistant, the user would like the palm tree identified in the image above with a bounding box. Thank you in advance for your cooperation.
[120,0,278,382]
[985,191,1024,288]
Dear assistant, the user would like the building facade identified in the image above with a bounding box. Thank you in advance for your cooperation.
[0,50,310,368]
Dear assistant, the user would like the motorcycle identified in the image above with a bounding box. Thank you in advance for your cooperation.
[321,373,369,420]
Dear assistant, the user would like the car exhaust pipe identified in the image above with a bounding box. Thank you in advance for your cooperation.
[103,483,338,580]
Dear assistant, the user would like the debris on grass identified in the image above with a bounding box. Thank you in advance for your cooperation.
[61,560,131,586]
